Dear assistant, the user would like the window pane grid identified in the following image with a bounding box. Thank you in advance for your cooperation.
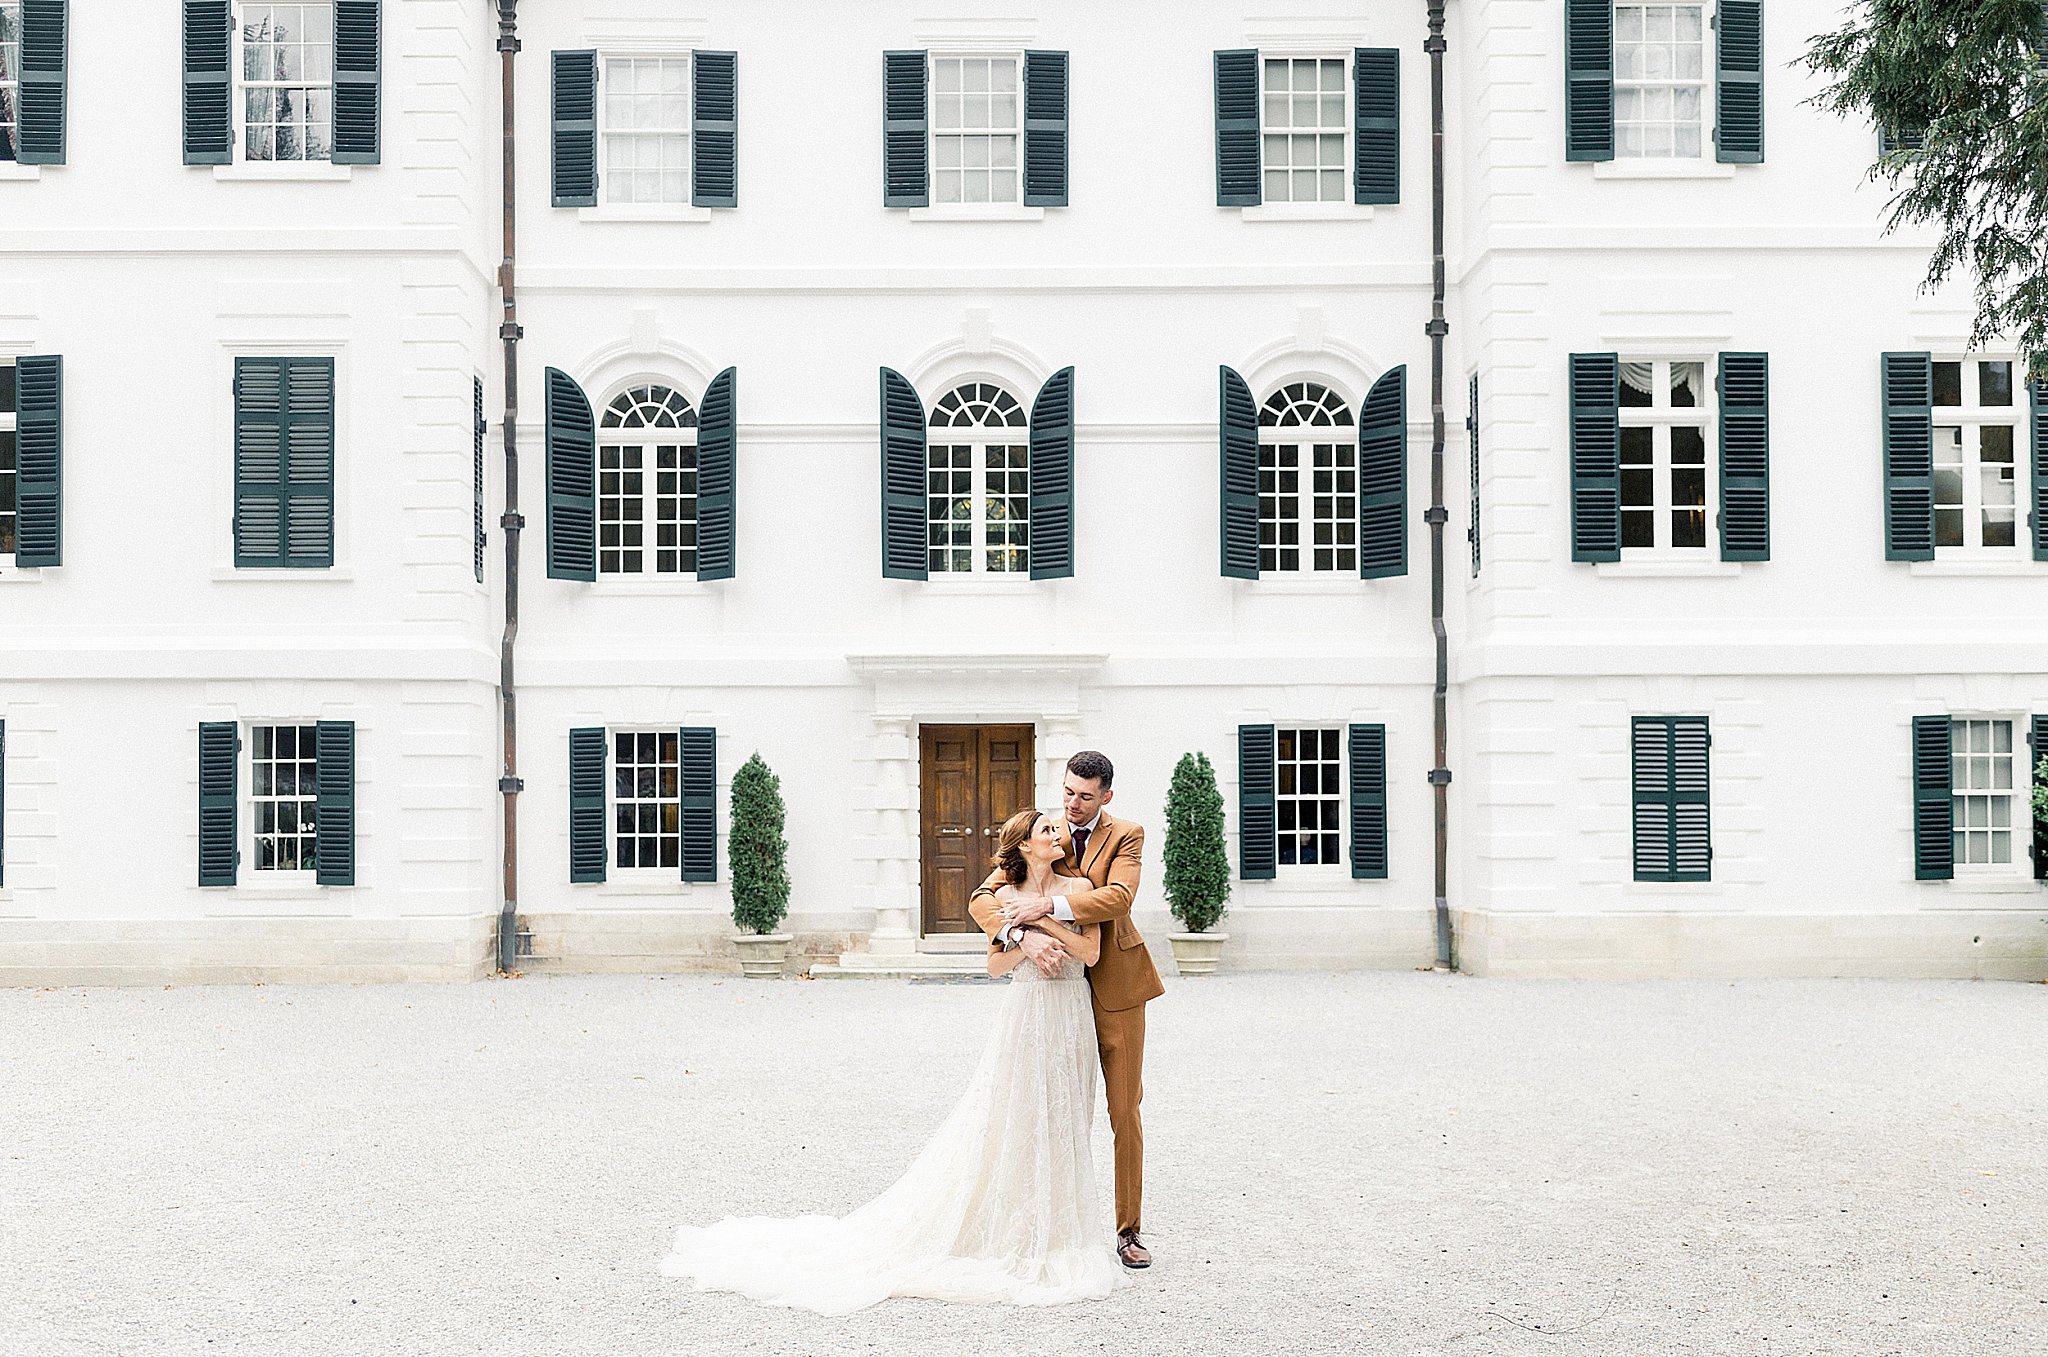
[241,4,335,163]
[1618,359,1713,552]
[927,384,1029,574]
[252,723,319,873]
[1275,727,1342,867]
[613,730,682,870]
[932,56,1021,204]
[603,56,691,205]
[1261,57,1347,202]
[1932,359,2023,553]
[0,1,19,163]
[1615,4,1705,159]
[598,385,699,576]
[1950,718,2015,868]
[1258,382,1354,573]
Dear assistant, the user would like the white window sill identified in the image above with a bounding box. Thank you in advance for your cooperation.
[1594,558,1744,578]
[1239,202,1377,222]
[1908,557,2039,576]
[907,204,1046,222]
[917,574,1040,594]
[212,566,353,581]
[1590,160,1738,180]
[0,564,47,583]
[1245,574,1369,593]
[1255,867,1359,891]
[589,577,711,596]
[221,879,343,901]
[578,203,714,224]
[1942,875,2041,896]
[0,163,43,182]
[1626,880,1723,895]
[596,878,706,895]
[212,162,354,182]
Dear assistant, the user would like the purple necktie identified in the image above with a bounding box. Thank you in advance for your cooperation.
[1071,827,1090,865]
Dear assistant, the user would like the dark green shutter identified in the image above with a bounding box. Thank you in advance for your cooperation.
[692,50,738,208]
[1569,352,1621,562]
[1022,50,1068,206]
[233,357,333,569]
[17,0,66,165]
[696,367,736,581]
[182,1,232,165]
[1237,724,1277,880]
[1882,351,1935,561]
[2031,715,2047,881]
[680,727,717,883]
[882,51,928,207]
[544,366,596,580]
[1631,717,1711,882]
[1718,351,1770,561]
[1028,366,1075,580]
[472,375,487,584]
[1348,724,1388,880]
[2029,375,2048,560]
[1565,0,1614,161]
[1219,366,1259,578]
[879,367,927,580]
[1467,372,1482,577]
[198,721,238,886]
[1713,0,1764,163]
[331,1,381,165]
[314,720,355,886]
[14,354,60,567]
[1353,47,1399,205]
[0,720,7,888]
[1214,49,1260,205]
[569,727,606,883]
[1358,365,1407,579]
[551,50,598,207]
[1911,715,1953,881]
[1878,124,1926,156]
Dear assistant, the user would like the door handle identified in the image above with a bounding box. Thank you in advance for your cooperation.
[936,826,971,836]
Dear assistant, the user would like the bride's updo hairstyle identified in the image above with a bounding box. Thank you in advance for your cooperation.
[991,808,1045,885]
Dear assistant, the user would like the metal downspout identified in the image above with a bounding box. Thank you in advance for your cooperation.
[1425,1,1455,970]
[495,0,525,973]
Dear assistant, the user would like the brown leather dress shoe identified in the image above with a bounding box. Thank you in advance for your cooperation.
[1117,1229,1152,1269]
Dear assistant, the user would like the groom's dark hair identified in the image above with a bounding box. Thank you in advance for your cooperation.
[1066,750,1114,789]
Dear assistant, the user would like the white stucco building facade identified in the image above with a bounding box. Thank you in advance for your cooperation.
[0,0,2041,984]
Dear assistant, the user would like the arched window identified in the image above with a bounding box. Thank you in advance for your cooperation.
[927,382,1030,574]
[596,384,699,575]
[1257,382,1355,573]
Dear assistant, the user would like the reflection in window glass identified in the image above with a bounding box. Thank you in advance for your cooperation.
[241,3,334,162]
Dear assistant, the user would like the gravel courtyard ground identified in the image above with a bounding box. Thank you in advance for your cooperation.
[4,970,2044,1357]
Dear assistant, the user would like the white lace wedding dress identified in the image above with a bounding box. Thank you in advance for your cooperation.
[659,950,1124,1315]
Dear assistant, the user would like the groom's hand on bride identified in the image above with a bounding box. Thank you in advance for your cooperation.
[1000,895,1054,928]
[1017,929,1067,977]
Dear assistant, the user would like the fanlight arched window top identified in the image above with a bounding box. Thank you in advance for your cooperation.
[601,384,699,430]
[1257,379,1357,573]
[1259,381,1351,428]
[929,382,1027,430]
[596,382,700,575]
[926,381,1030,573]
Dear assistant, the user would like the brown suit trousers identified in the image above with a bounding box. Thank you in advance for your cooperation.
[970,813,1164,1235]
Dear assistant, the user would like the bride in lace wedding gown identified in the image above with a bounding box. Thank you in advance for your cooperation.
[659,810,1125,1315]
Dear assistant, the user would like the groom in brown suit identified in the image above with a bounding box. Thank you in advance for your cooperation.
[968,750,1165,1269]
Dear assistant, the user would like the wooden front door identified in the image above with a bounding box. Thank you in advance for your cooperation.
[919,724,1035,935]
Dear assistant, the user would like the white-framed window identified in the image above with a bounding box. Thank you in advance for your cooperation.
[1614,3,1710,160]
[236,2,335,163]
[612,729,681,872]
[601,55,690,205]
[1932,357,2024,554]
[1951,717,2022,874]
[1258,381,1356,573]
[1277,727,1343,867]
[1618,359,1713,552]
[0,357,15,564]
[927,382,1029,574]
[250,722,319,873]
[1261,56,1348,203]
[597,384,699,576]
[0,1,20,163]
[931,55,1022,205]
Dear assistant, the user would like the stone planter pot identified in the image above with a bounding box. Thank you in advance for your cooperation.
[733,933,792,979]
[1167,931,1229,977]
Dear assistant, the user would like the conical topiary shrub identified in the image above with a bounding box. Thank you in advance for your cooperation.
[729,753,790,936]
[2035,754,2047,882]
[1162,751,1230,934]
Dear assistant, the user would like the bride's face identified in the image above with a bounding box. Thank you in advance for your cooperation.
[1027,815,1062,864]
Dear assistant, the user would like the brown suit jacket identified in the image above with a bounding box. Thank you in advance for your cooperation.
[968,812,1165,1012]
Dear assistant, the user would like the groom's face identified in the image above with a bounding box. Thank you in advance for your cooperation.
[1061,773,1112,826]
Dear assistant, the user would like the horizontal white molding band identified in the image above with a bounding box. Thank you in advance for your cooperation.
[518,263,1427,295]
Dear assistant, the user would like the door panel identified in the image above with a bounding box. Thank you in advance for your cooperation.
[919,723,1035,935]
